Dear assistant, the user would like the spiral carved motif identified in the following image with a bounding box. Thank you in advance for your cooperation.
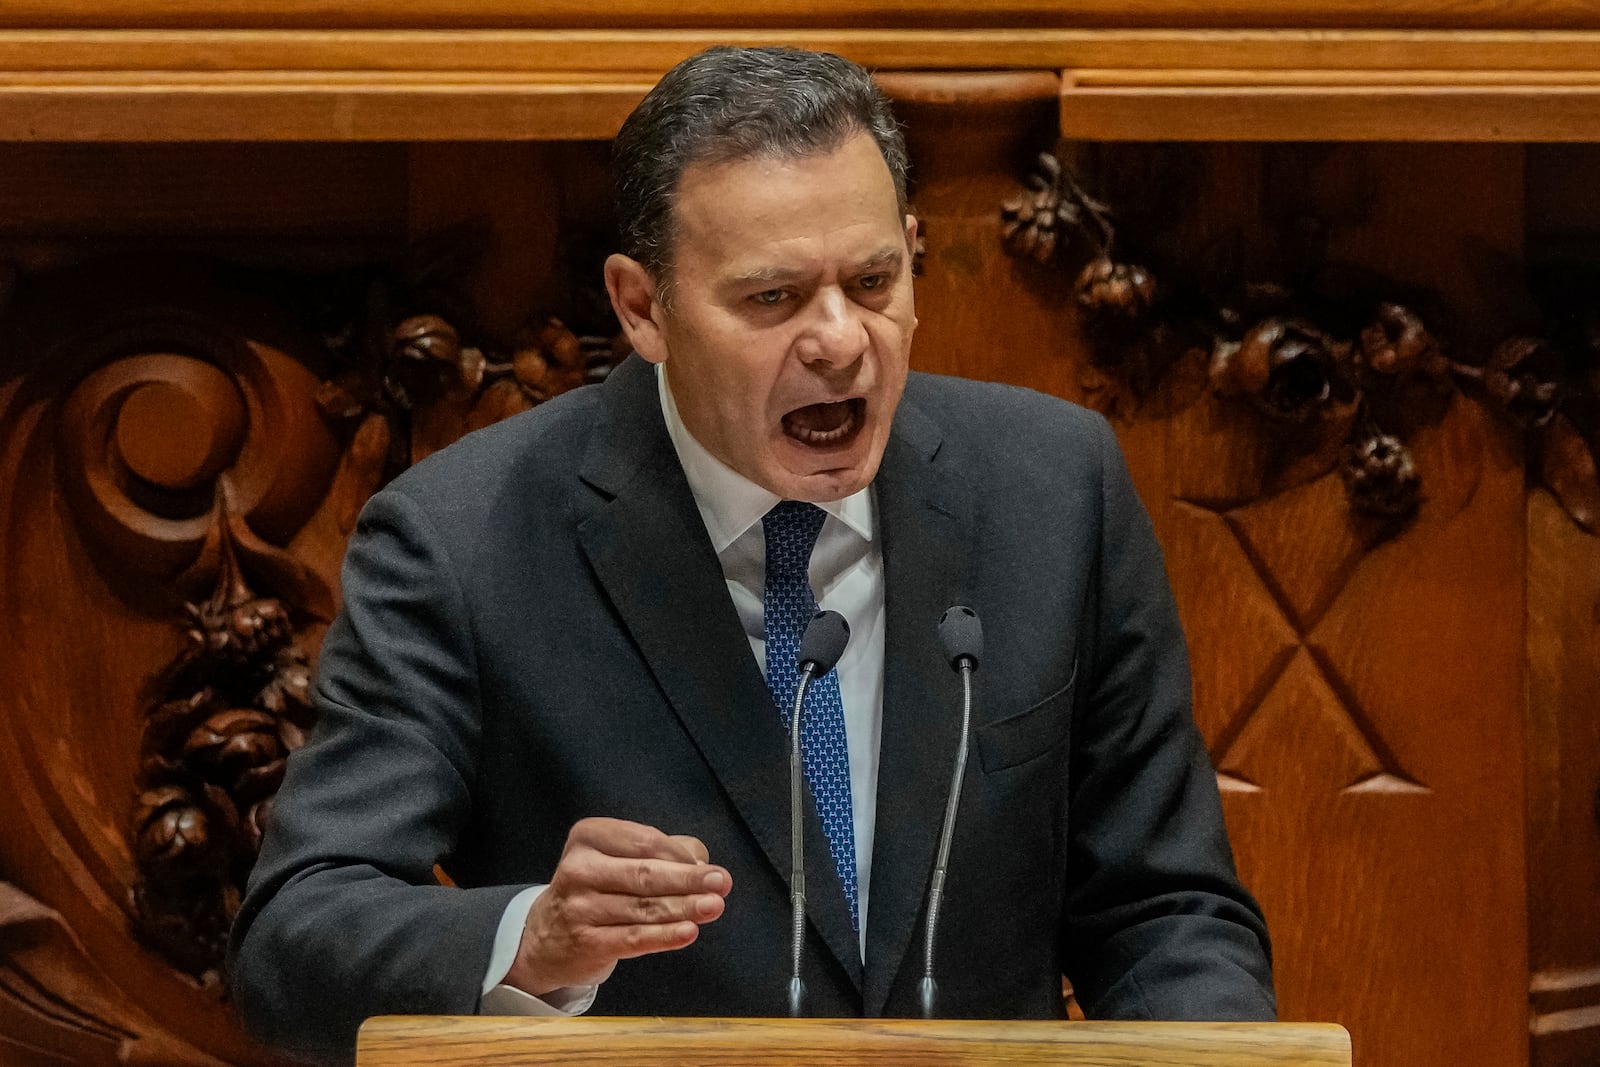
[56,325,338,580]
[34,299,344,986]
[0,252,625,1060]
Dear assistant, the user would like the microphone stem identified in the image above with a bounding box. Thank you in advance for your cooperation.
[921,660,974,1016]
[788,664,814,1017]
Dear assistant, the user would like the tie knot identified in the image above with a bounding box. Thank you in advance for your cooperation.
[763,501,827,581]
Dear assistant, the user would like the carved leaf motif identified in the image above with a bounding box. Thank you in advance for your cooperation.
[1541,413,1600,534]
[183,508,336,630]
[315,370,371,420]
[330,412,393,537]
[1360,302,1449,381]
[132,786,223,876]
[998,148,1473,534]
[999,151,1114,267]
[1341,428,1421,519]
[1075,256,1157,320]
[183,708,283,790]
[132,495,325,983]
[3,248,632,997]
[468,377,535,433]
[1485,336,1563,429]
[1211,318,1351,423]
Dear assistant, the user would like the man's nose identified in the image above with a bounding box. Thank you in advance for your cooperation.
[795,288,868,368]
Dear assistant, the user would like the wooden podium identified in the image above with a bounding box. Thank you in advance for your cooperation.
[356,1016,1352,1066]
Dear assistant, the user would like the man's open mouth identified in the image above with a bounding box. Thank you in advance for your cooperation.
[781,398,865,447]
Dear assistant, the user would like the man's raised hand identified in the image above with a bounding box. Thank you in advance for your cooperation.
[506,817,732,996]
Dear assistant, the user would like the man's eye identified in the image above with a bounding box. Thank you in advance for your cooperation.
[752,289,787,306]
[858,274,888,291]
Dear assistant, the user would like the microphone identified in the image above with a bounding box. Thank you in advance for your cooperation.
[787,609,850,1017]
[919,605,983,1018]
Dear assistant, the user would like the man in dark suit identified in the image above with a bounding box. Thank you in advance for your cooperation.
[228,45,1274,1061]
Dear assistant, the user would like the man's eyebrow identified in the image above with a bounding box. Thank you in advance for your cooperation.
[725,248,905,290]
[855,247,905,273]
[725,265,806,288]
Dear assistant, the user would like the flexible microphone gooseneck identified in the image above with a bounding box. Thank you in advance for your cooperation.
[786,609,851,1018]
[918,605,984,1018]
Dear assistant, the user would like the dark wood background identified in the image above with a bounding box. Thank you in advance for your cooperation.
[1,13,1597,1067]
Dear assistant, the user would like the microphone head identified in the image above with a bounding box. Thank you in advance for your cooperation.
[798,610,851,675]
[937,605,983,671]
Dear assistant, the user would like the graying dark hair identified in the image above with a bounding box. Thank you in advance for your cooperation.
[612,46,909,286]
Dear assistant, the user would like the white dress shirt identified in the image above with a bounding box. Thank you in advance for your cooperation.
[480,364,886,1014]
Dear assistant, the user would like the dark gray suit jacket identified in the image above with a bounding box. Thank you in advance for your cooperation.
[228,355,1274,1061]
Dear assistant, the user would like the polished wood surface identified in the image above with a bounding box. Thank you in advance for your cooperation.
[0,71,654,142]
[1061,77,1600,140]
[18,70,1600,143]
[9,28,1600,142]
[1527,490,1600,1067]
[897,94,1535,1060]
[1,0,1599,30]
[355,1017,1353,1067]
[5,29,1600,74]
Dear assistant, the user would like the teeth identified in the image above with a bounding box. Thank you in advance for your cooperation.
[787,402,859,445]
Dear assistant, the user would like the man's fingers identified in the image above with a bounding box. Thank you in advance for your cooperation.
[569,853,731,898]
[579,921,702,961]
[568,890,726,928]
[567,817,707,864]
[668,834,711,864]
[517,820,734,998]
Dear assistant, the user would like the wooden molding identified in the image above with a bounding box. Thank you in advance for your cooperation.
[0,0,1598,31]
[1062,73,1600,141]
[4,29,1600,74]
[4,29,1600,141]
[13,73,1600,144]
[356,1017,1354,1067]
[0,71,656,141]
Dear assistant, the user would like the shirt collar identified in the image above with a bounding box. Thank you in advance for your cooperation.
[656,363,874,554]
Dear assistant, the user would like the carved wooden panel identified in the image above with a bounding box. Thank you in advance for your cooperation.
[901,84,1538,1066]
[0,102,1595,1067]
[0,259,338,1066]
[0,144,406,241]
[1167,145,1530,1067]
[1527,489,1600,1067]
[1522,144,1600,1067]
[0,227,617,1062]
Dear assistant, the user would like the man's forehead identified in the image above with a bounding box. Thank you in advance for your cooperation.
[674,138,897,215]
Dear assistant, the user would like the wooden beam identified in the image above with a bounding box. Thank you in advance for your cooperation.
[0,73,654,140]
[0,0,1597,31]
[1,29,1600,76]
[1061,75,1600,140]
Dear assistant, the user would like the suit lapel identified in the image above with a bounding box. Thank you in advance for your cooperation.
[574,357,863,992]
[864,394,974,1016]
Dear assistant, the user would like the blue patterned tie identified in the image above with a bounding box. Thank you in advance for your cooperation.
[762,500,858,932]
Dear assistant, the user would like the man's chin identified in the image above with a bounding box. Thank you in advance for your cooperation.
[766,461,876,503]
[757,429,886,501]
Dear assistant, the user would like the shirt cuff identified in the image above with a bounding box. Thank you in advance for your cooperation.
[478,884,600,1016]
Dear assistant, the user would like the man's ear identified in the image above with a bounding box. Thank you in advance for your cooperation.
[904,213,921,334]
[604,253,669,364]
